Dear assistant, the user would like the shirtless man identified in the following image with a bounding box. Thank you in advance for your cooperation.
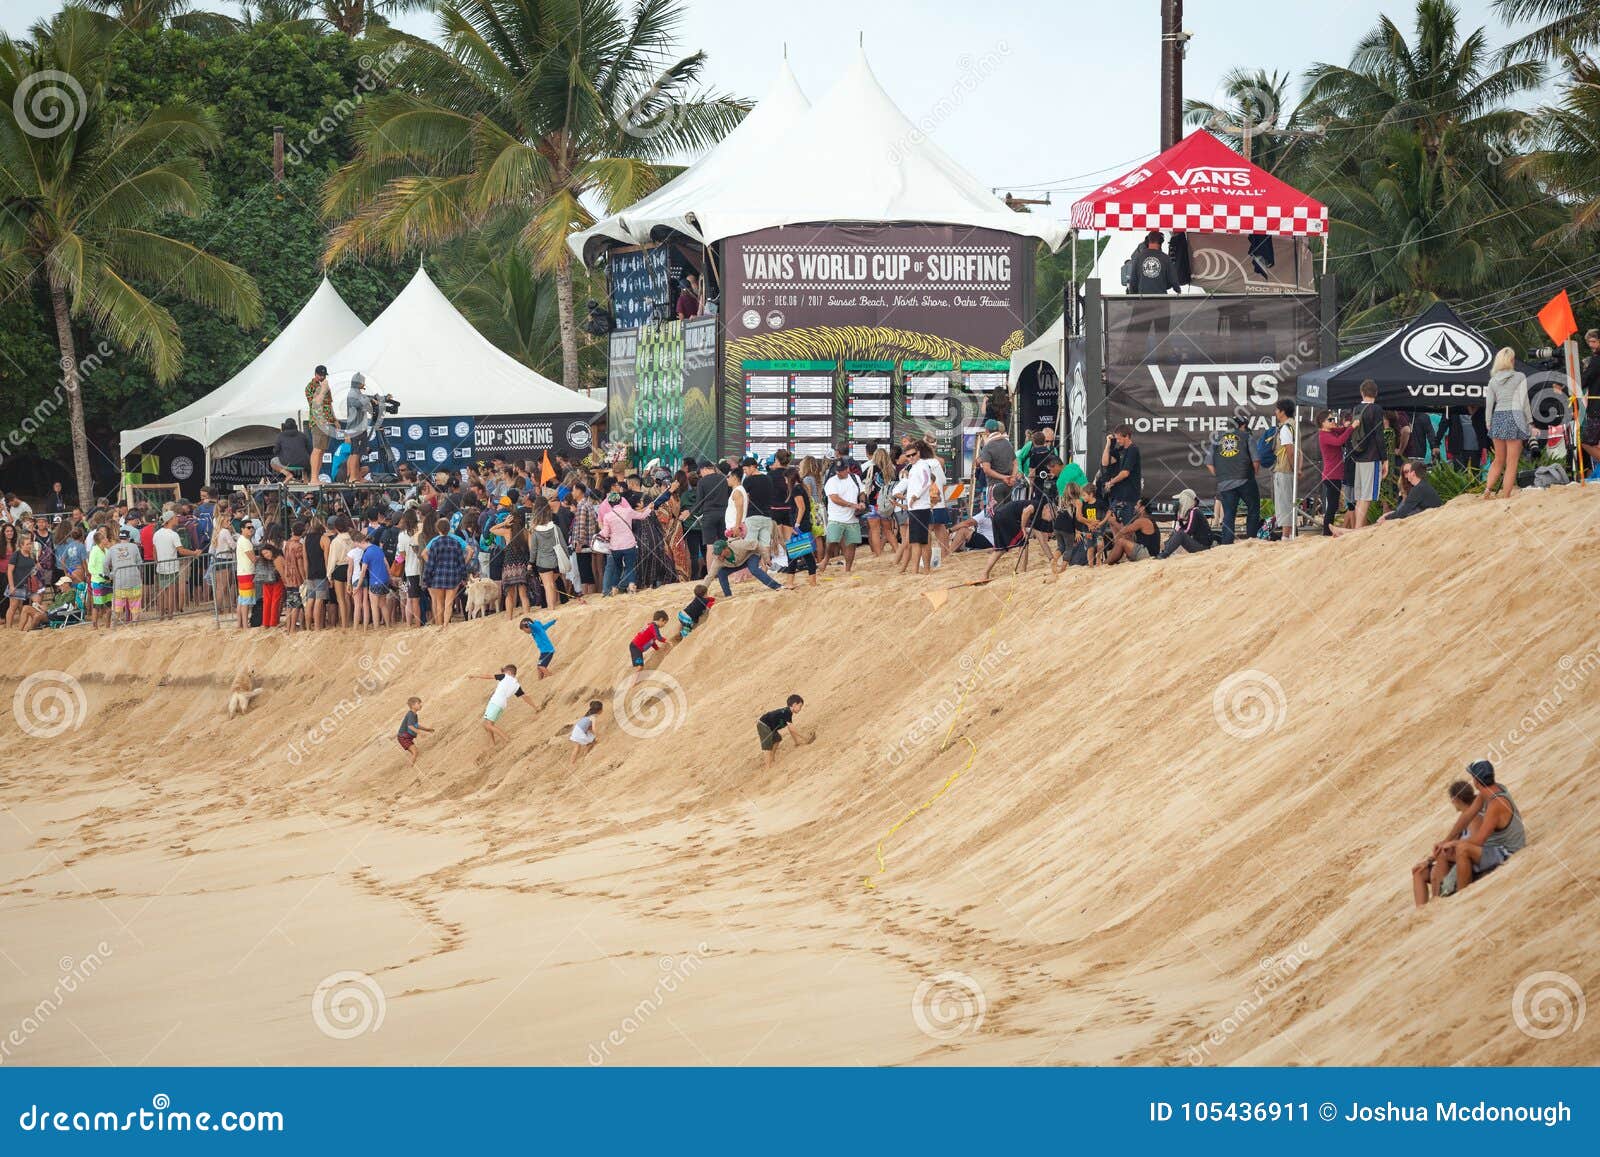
[1430,760,1527,898]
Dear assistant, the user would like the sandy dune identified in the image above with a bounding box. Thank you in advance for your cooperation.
[1,486,1596,1066]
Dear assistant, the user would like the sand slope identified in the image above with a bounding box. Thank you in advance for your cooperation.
[1,486,1597,1066]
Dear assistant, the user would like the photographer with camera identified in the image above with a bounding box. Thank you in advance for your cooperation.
[342,372,372,482]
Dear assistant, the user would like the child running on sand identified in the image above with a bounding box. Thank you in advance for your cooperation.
[519,616,557,678]
[628,611,672,686]
[470,664,535,747]
[677,584,715,639]
[757,694,810,769]
[569,699,604,768]
[396,696,434,766]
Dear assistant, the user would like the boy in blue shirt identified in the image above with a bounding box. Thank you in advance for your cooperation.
[519,616,557,678]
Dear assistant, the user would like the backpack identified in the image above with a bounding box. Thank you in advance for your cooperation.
[1253,426,1276,469]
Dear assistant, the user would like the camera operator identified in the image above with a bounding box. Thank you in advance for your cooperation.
[342,372,371,482]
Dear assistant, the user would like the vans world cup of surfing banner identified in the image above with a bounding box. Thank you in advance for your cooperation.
[1100,294,1323,499]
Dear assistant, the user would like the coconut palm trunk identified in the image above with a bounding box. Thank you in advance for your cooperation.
[49,282,97,509]
[555,248,580,390]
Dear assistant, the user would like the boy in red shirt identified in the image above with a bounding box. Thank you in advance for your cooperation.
[628,611,672,686]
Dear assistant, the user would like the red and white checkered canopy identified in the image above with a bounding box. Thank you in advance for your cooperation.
[1070,130,1327,237]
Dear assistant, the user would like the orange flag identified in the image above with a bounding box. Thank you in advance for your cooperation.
[539,450,556,485]
[1538,290,1578,347]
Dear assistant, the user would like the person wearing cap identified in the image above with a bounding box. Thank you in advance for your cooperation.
[1428,761,1527,900]
[739,456,778,563]
[1157,489,1214,558]
[106,525,144,623]
[1126,229,1181,295]
[817,456,864,574]
[1206,413,1261,543]
[152,509,201,619]
[343,371,371,482]
[976,419,1019,507]
[305,365,336,482]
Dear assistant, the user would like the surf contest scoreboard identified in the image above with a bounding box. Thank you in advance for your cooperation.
[737,358,1009,460]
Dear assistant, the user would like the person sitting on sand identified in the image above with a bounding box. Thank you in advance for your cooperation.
[757,694,811,769]
[1412,779,1478,907]
[1102,496,1160,564]
[569,699,603,768]
[471,664,535,748]
[1158,489,1214,557]
[1430,760,1527,898]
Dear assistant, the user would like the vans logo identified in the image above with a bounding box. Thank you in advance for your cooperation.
[1400,323,1491,373]
[1167,166,1254,187]
[1146,363,1281,408]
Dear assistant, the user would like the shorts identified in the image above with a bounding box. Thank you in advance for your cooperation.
[629,643,647,668]
[744,515,774,550]
[91,580,111,607]
[678,610,698,634]
[311,428,330,454]
[757,722,783,751]
[930,507,953,526]
[406,576,423,599]
[570,728,595,747]
[284,589,304,610]
[825,520,862,545]
[397,733,415,751]
[1130,544,1152,561]
[113,594,142,613]
[368,583,391,597]
[538,650,554,669]
[304,578,330,599]
[157,571,178,590]
[331,565,348,584]
[484,703,505,723]
[909,509,932,544]
[577,553,595,585]
[1353,461,1382,501]
[1476,844,1515,877]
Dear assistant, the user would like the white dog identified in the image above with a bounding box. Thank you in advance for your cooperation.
[463,576,500,620]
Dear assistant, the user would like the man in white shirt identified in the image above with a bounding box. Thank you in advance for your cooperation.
[822,458,865,573]
[151,510,200,620]
[899,442,936,576]
[5,494,32,522]
[1273,399,1298,540]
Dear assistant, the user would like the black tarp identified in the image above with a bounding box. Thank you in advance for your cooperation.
[1297,301,1532,410]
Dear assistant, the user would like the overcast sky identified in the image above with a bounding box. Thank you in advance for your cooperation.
[6,0,1534,220]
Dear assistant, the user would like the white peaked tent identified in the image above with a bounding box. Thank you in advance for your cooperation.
[1009,313,1065,387]
[571,59,812,263]
[572,49,1066,260]
[120,277,366,462]
[322,266,600,418]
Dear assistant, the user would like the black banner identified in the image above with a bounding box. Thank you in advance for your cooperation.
[211,449,276,488]
[607,328,639,452]
[473,414,594,461]
[1102,294,1322,499]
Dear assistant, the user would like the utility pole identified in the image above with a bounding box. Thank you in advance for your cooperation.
[1160,0,1188,151]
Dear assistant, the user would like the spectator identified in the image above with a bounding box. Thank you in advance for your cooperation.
[272,418,312,482]
[1272,400,1299,539]
[977,420,1019,506]
[1412,780,1479,907]
[1349,380,1387,528]
[1101,425,1142,523]
[280,521,307,634]
[1207,414,1259,544]
[153,509,200,620]
[1481,347,1532,500]
[1430,760,1526,898]
[1158,489,1214,557]
[569,483,601,595]
[597,490,649,597]
[44,481,67,514]
[1317,412,1353,535]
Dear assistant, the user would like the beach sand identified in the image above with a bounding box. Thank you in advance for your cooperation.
[1,486,1596,1065]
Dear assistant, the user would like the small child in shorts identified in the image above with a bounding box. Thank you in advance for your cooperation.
[519,616,557,678]
[627,611,671,686]
[396,696,434,766]
[677,584,715,640]
[569,698,604,768]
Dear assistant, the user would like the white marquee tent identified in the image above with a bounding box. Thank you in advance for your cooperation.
[120,277,366,463]
[573,49,1066,261]
[122,268,599,475]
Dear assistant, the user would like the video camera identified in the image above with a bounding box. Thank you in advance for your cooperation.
[367,392,402,418]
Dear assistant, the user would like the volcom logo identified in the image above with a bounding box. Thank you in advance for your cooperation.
[1400,323,1491,373]
[1406,383,1482,398]
[1146,363,1281,408]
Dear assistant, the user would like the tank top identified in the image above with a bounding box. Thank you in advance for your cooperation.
[1135,520,1160,557]
[306,532,327,579]
[1479,787,1527,853]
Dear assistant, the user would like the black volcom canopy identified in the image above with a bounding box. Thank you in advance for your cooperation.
[1297,302,1532,411]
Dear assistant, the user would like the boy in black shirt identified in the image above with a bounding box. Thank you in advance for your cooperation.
[677,583,715,639]
[757,694,808,768]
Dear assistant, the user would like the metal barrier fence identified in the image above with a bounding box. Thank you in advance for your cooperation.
[102,555,231,628]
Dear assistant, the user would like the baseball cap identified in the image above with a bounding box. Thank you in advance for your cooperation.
[117,527,132,540]
[498,495,513,507]
[1467,760,1496,785]
[983,419,1001,432]
[556,486,571,501]
[164,510,180,523]
[833,457,850,471]
[314,364,327,376]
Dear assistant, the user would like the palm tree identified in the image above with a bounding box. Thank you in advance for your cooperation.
[0,7,261,506]
[80,0,241,37]
[1494,0,1600,56]
[1303,0,1542,169]
[1182,68,1320,175]
[323,0,746,390]
[239,0,437,38]
[1508,49,1600,246]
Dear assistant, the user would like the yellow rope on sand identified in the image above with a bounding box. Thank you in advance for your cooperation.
[862,577,1021,890]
